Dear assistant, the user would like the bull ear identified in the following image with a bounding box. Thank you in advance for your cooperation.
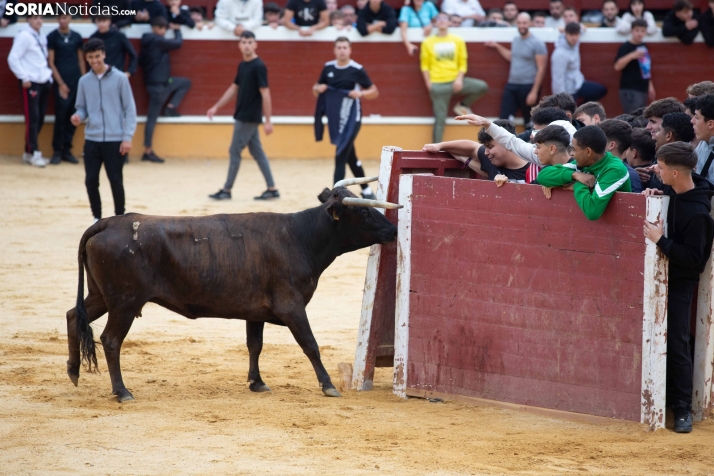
[317,188,332,203]
[326,203,344,221]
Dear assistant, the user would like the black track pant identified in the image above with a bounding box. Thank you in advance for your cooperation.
[144,77,192,148]
[499,83,535,126]
[667,279,697,415]
[52,80,78,154]
[20,80,51,154]
[333,122,368,190]
[83,140,126,219]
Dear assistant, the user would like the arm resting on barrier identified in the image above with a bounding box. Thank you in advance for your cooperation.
[534,162,577,187]
[572,167,630,221]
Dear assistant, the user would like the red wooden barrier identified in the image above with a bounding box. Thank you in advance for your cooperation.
[393,174,669,426]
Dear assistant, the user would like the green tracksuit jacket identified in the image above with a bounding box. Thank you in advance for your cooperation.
[537,152,632,220]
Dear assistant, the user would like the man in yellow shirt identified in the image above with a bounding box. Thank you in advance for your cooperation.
[421,12,488,142]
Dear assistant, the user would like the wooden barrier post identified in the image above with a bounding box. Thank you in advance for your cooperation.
[641,196,669,431]
[393,174,413,399]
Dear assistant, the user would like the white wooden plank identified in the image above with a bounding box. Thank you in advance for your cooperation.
[641,195,670,431]
[693,199,714,421]
[352,146,400,391]
[393,174,414,399]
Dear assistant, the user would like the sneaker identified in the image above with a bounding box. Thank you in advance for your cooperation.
[92,218,99,225]
[141,152,165,163]
[22,152,32,164]
[162,107,181,117]
[209,189,231,200]
[62,151,79,164]
[361,191,377,200]
[124,155,129,164]
[453,103,473,117]
[254,189,280,200]
[30,151,48,167]
[50,151,62,165]
[674,412,693,433]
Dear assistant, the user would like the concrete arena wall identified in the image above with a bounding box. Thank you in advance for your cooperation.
[394,175,663,422]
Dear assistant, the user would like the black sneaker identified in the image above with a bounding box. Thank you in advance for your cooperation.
[62,151,79,164]
[141,152,165,163]
[124,155,129,164]
[254,189,280,200]
[209,189,231,200]
[674,412,693,433]
[362,191,377,200]
[50,151,62,165]
[162,107,181,117]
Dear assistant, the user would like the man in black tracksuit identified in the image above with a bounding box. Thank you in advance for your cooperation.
[90,15,138,75]
[139,15,191,162]
[644,141,714,434]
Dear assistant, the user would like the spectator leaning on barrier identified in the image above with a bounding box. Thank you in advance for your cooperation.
[326,0,337,12]
[515,105,571,142]
[7,14,53,167]
[71,38,137,223]
[420,12,489,143]
[47,13,85,165]
[166,0,195,28]
[480,8,509,26]
[1,0,17,26]
[702,0,714,46]
[206,31,278,201]
[545,0,564,28]
[449,13,462,26]
[663,0,700,45]
[342,5,357,26]
[575,101,606,125]
[625,127,660,187]
[90,15,137,76]
[190,6,214,30]
[643,97,685,139]
[357,0,397,36]
[537,126,631,220]
[422,119,541,186]
[139,16,192,163]
[283,0,329,35]
[264,3,282,27]
[642,142,714,434]
[503,1,518,25]
[551,23,608,104]
[215,0,262,35]
[91,0,132,29]
[614,19,654,115]
[131,0,168,24]
[330,9,347,28]
[600,0,622,28]
[399,0,438,55]
[312,37,379,199]
[598,118,643,192]
[487,12,547,128]
[440,0,485,27]
[693,95,714,182]
[617,0,657,35]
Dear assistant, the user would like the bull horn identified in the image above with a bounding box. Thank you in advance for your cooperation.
[342,197,404,209]
[333,176,379,188]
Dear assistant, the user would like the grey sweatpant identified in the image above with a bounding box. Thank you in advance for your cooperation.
[429,77,489,143]
[224,120,275,190]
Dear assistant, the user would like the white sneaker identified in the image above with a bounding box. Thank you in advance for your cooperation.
[92,218,99,225]
[22,152,32,164]
[30,151,48,167]
[453,103,473,116]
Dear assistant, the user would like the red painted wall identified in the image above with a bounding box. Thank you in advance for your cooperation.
[2,38,713,119]
[405,176,646,421]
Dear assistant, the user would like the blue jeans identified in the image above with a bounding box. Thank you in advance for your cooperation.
[574,80,607,103]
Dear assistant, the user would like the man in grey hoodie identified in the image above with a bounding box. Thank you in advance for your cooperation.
[551,22,607,103]
[71,38,137,223]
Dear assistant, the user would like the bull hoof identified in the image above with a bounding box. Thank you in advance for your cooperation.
[67,370,79,387]
[322,387,342,398]
[249,381,271,392]
[115,390,135,403]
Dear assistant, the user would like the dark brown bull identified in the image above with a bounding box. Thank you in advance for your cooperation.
[66,180,400,402]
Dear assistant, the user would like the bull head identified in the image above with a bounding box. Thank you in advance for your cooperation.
[319,177,403,220]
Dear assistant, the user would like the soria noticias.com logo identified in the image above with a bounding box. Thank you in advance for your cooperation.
[5,3,136,16]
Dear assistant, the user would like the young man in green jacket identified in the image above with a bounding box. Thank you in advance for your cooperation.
[537,125,631,220]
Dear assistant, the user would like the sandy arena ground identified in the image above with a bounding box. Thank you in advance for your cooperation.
[2,154,714,475]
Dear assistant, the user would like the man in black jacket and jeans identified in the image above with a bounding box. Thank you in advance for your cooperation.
[643,142,714,434]
[139,16,191,162]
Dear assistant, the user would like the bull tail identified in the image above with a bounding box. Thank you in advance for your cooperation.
[75,220,109,373]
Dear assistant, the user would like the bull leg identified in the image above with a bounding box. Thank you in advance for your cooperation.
[282,310,341,397]
[100,307,137,402]
[66,293,108,386]
[246,321,270,392]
